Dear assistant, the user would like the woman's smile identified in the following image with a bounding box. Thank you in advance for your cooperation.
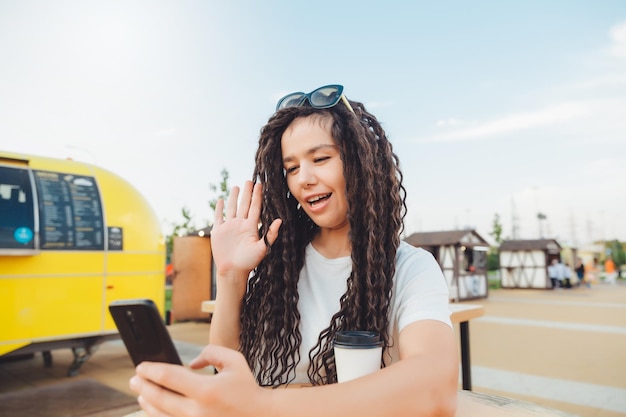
[305,192,331,209]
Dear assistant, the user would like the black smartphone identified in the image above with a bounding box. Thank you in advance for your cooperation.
[109,299,182,366]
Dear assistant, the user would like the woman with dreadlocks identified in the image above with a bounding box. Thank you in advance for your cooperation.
[130,85,458,416]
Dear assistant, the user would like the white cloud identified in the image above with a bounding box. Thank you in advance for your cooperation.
[609,21,626,58]
[419,21,626,145]
[423,102,591,142]
[435,118,464,127]
[565,73,626,91]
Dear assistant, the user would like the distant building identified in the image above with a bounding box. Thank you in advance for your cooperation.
[576,242,604,266]
[499,239,562,288]
[404,229,490,301]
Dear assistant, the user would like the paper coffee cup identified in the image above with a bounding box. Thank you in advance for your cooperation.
[333,331,383,383]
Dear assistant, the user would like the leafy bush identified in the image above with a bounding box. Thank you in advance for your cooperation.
[487,252,499,271]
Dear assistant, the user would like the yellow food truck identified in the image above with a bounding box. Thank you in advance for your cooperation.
[0,151,165,375]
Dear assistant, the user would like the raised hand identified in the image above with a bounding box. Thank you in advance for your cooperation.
[211,181,282,280]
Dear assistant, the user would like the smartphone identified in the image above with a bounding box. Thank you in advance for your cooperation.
[109,299,182,366]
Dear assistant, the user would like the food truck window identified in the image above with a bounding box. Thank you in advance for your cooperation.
[461,246,488,272]
[0,166,36,249]
[33,170,105,250]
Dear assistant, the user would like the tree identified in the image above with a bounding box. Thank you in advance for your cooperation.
[489,213,503,245]
[487,213,504,272]
[165,206,196,264]
[209,168,230,214]
[607,239,625,268]
[487,251,499,272]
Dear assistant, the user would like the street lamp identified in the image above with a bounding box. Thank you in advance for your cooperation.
[537,212,547,238]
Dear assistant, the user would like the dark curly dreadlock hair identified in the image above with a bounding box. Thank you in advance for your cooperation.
[239,97,407,387]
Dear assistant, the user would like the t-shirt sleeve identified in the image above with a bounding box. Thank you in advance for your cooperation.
[393,244,452,331]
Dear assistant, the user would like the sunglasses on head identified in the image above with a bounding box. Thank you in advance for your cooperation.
[276,84,355,115]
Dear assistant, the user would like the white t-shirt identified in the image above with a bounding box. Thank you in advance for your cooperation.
[294,241,452,383]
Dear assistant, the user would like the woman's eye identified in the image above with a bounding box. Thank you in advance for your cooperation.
[285,166,298,174]
[314,156,330,163]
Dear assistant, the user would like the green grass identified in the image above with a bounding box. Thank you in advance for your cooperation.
[165,285,172,312]
[488,279,501,289]
[487,270,501,289]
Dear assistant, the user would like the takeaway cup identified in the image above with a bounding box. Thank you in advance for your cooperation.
[333,331,383,383]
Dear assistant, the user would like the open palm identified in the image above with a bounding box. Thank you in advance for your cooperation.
[211,181,282,279]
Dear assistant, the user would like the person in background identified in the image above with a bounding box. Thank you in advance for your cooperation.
[574,257,585,287]
[585,257,599,288]
[555,259,566,289]
[604,256,617,285]
[562,262,573,289]
[548,258,559,289]
[129,84,458,417]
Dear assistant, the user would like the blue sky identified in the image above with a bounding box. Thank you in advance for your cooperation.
[1,1,625,245]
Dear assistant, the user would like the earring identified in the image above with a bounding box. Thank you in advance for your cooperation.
[297,202,301,210]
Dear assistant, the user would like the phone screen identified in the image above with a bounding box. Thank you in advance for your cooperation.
[109,299,182,366]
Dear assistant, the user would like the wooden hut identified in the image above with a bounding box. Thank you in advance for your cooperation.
[498,239,562,289]
[404,229,490,301]
[171,226,215,321]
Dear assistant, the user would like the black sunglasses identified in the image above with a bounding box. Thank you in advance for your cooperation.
[276,84,355,114]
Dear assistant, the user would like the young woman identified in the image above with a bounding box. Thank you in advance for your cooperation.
[130,85,458,416]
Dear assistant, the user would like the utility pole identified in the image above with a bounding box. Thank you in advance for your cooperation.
[537,212,547,239]
[586,215,593,244]
[511,197,519,239]
[533,186,540,237]
[569,212,578,247]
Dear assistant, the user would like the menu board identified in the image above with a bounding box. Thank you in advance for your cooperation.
[108,226,123,251]
[34,170,104,250]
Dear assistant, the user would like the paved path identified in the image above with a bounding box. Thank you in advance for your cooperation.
[472,366,626,414]
[465,282,626,417]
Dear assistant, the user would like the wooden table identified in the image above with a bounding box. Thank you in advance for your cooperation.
[125,390,575,417]
[201,301,484,390]
[449,303,484,391]
[457,390,577,416]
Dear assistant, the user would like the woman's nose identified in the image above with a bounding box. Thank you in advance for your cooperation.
[297,165,316,187]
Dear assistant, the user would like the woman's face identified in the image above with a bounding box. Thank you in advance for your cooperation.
[281,115,349,232]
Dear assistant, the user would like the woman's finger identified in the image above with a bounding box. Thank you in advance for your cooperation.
[237,181,254,219]
[140,382,204,417]
[265,218,282,246]
[189,344,247,373]
[225,186,240,219]
[136,394,171,417]
[135,363,215,415]
[246,182,263,222]
[214,198,225,225]
[131,374,177,417]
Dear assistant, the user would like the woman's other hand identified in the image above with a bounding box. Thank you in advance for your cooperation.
[130,345,273,417]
